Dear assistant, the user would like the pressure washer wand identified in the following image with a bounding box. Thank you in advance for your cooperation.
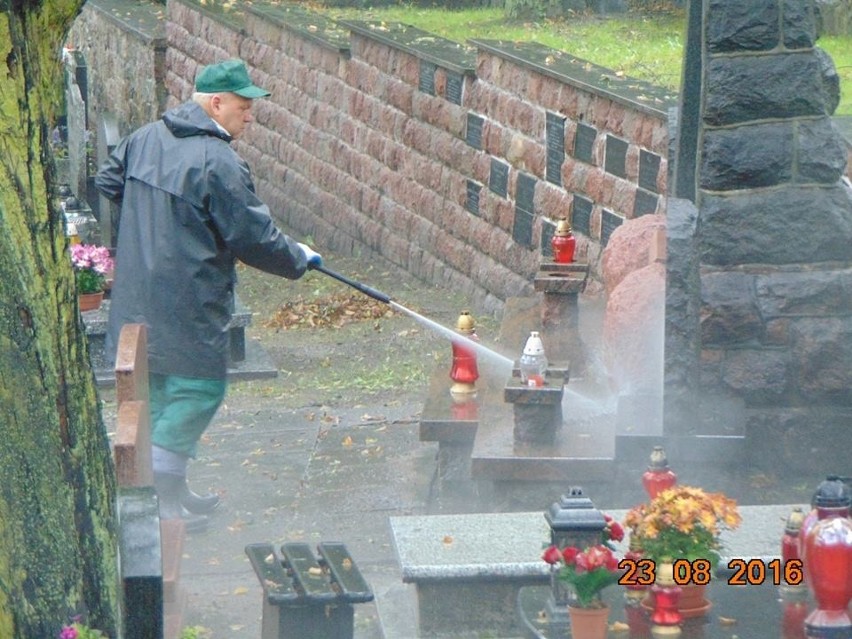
[309,263,392,304]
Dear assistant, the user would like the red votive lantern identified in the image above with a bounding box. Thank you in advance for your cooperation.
[649,562,682,637]
[551,218,576,264]
[450,310,479,394]
[802,475,852,637]
[781,506,806,592]
[641,446,677,500]
[780,587,809,639]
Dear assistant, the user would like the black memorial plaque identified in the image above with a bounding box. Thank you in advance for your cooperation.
[573,123,597,164]
[513,209,534,248]
[639,149,662,193]
[446,71,464,105]
[571,195,593,237]
[633,188,659,217]
[490,159,510,198]
[513,173,536,247]
[601,209,623,246]
[466,180,481,216]
[419,61,436,96]
[541,219,556,258]
[605,135,629,179]
[546,112,566,186]
[466,113,483,150]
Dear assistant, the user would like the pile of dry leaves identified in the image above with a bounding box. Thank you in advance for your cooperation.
[262,292,395,330]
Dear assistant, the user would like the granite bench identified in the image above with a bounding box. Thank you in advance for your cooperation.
[389,504,803,637]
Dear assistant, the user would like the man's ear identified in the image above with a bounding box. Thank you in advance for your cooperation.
[209,94,223,114]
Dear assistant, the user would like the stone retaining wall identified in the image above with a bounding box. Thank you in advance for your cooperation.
[69,0,168,137]
[69,0,850,321]
[71,0,675,312]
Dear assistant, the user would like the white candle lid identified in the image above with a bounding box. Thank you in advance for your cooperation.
[523,331,545,356]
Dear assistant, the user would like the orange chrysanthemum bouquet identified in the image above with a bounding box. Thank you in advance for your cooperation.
[624,485,742,567]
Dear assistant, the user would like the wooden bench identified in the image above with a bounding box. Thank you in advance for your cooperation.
[246,541,374,639]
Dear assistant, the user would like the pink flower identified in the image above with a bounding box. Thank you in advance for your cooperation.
[70,244,113,274]
[608,521,625,542]
[59,626,78,639]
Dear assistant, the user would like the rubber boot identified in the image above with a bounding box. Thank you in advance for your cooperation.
[181,479,220,514]
[154,472,209,533]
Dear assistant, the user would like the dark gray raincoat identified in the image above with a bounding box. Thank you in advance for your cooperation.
[95,101,308,379]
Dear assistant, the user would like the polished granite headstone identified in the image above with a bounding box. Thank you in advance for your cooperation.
[83,297,277,386]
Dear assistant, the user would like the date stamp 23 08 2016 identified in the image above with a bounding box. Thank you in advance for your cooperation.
[618,558,804,587]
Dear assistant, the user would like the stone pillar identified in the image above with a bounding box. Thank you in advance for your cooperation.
[668,0,852,469]
[533,262,588,371]
[64,48,89,203]
[505,370,567,446]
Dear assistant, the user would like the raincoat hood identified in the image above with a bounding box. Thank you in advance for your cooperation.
[163,101,231,141]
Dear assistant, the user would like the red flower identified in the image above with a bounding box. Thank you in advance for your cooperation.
[608,521,625,542]
[542,545,562,565]
[561,546,579,565]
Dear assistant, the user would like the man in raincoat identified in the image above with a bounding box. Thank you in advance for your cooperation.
[95,59,321,532]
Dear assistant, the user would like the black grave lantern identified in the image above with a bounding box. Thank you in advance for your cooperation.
[545,486,607,550]
[544,487,607,616]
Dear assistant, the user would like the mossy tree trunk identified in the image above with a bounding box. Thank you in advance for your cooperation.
[0,1,119,637]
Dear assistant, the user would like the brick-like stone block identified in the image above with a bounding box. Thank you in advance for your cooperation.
[114,400,153,488]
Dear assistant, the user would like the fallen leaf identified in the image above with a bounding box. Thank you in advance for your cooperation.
[342,435,353,447]
[443,535,453,545]
[719,616,737,625]
[610,621,629,632]
[233,586,249,595]
[262,292,404,330]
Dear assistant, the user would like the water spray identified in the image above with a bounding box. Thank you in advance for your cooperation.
[309,263,515,371]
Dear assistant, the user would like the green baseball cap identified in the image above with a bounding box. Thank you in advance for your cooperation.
[195,59,271,98]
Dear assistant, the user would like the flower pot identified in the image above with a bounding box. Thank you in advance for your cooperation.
[78,291,104,312]
[568,603,609,639]
[678,583,710,617]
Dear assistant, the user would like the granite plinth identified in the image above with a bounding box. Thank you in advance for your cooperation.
[420,360,618,483]
[506,380,565,446]
[533,262,589,295]
[471,387,616,481]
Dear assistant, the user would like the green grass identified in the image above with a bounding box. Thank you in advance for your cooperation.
[318,6,851,115]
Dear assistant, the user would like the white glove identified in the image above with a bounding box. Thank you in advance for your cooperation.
[298,242,323,268]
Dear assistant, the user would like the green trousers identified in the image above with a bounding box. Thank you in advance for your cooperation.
[149,373,227,457]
